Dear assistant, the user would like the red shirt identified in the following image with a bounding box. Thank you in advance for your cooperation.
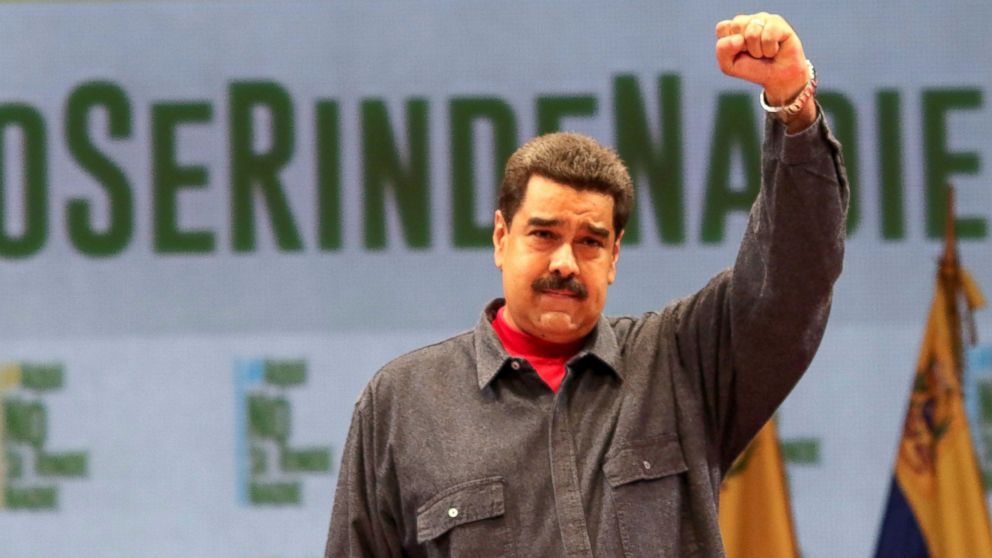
[492,306,584,392]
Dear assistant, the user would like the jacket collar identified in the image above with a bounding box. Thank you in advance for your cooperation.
[474,299,622,390]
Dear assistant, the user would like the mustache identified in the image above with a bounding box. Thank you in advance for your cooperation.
[532,274,588,299]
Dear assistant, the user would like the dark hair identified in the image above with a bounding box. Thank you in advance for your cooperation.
[497,132,634,235]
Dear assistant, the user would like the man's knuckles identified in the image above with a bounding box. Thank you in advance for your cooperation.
[715,20,734,38]
[762,35,780,58]
[714,36,744,74]
[715,12,805,86]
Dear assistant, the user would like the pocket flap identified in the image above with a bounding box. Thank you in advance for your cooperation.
[416,476,506,543]
[603,435,687,487]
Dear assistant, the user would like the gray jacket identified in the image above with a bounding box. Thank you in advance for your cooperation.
[326,112,848,557]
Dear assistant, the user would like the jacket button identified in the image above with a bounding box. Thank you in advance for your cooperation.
[642,461,652,470]
[448,507,459,518]
[510,361,521,370]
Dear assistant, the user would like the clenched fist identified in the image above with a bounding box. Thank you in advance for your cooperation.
[715,13,816,131]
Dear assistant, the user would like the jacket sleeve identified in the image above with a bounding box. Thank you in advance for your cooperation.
[325,390,404,557]
[674,108,849,474]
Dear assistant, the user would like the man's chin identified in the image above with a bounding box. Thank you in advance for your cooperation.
[532,312,588,343]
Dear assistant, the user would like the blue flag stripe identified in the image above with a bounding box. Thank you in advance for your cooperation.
[875,477,930,558]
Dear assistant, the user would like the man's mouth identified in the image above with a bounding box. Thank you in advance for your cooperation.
[541,289,580,298]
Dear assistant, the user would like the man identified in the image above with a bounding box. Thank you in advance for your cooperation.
[326,12,847,557]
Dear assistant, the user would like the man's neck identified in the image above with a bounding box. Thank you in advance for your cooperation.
[493,306,584,359]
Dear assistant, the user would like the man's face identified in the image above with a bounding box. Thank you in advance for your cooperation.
[493,175,622,344]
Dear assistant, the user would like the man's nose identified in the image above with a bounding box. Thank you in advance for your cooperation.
[549,243,579,277]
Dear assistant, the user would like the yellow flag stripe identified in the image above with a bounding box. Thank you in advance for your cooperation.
[719,419,799,558]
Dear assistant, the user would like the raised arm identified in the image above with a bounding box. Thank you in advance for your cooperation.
[677,12,849,473]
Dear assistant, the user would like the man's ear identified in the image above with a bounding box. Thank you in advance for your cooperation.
[607,229,624,284]
[493,210,508,269]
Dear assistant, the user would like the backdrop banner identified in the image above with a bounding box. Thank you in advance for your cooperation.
[1,2,990,557]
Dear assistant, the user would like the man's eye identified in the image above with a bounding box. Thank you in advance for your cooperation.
[580,238,604,247]
[531,230,554,239]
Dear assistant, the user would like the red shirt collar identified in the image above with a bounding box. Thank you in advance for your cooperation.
[492,306,584,359]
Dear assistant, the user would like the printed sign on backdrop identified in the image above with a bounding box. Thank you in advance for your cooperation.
[967,345,992,490]
[235,358,333,507]
[0,363,88,511]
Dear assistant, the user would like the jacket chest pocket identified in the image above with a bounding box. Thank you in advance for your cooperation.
[416,476,516,558]
[604,435,701,558]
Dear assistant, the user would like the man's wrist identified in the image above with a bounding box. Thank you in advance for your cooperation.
[759,59,818,133]
[783,99,818,134]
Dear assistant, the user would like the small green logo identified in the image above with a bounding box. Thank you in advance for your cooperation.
[1,363,88,511]
[965,346,992,491]
[235,359,332,506]
[976,381,992,490]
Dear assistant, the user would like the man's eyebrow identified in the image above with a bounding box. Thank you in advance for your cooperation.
[527,217,610,239]
[583,224,610,238]
[527,217,562,228]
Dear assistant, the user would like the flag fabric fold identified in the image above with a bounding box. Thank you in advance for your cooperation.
[720,418,800,558]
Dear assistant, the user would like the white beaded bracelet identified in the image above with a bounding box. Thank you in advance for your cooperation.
[760,59,817,118]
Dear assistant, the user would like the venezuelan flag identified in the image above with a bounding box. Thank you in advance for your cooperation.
[719,418,800,558]
[874,221,992,556]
